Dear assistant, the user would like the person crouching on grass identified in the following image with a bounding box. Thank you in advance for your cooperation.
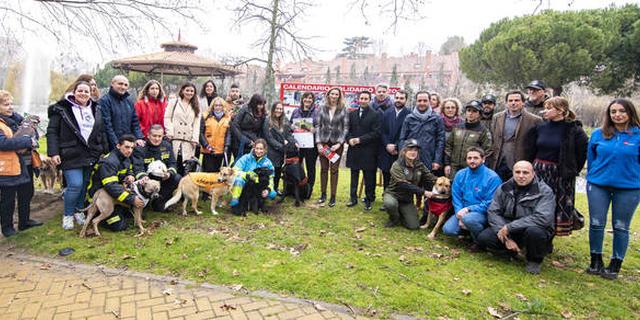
[383,139,437,229]
[229,139,277,214]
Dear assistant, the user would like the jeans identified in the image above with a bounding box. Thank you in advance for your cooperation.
[63,167,92,217]
[587,182,640,260]
[442,211,487,240]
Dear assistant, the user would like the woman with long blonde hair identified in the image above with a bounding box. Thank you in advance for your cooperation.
[200,96,231,172]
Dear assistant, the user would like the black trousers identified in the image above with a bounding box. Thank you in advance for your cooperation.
[202,153,224,173]
[350,168,376,202]
[0,166,34,232]
[299,148,317,197]
[382,170,391,190]
[274,167,282,192]
[477,225,552,263]
[150,173,182,212]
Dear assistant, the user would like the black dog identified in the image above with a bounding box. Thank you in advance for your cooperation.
[182,158,201,174]
[232,167,273,216]
[278,146,310,207]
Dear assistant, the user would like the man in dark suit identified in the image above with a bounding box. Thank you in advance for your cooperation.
[346,91,381,211]
[379,90,411,190]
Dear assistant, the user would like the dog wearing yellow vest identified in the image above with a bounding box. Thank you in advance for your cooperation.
[164,167,236,216]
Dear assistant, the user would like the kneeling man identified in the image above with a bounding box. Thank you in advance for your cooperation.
[477,161,556,274]
[133,125,181,211]
[443,147,501,241]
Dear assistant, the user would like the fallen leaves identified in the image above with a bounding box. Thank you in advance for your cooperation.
[265,243,309,256]
[162,288,173,296]
[313,303,327,311]
[355,226,367,233]
[515,293,528,301]
[552,260,566,269]
[429,252,443,259]
[220,303,237,311]
[487,307,502,318]
[561,310,573,319]
[39,263,51,270]
[461,289,472,296]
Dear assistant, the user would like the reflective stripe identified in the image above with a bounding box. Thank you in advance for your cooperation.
[106,215,121,224]
[117,191,129,202]
[117,168,128,175]
[135,172,146,179]
[102,176,119,184]
[144,158,153,164]
[161,153,170,159]
[168,167,177,174]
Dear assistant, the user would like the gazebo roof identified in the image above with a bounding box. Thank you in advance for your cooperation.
[111,39,240,78]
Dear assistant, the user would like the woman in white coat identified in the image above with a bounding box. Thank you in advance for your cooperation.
[165,83,201,164]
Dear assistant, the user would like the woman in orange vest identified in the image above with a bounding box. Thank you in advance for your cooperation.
[0,90,42,237]
[200,97,231,172]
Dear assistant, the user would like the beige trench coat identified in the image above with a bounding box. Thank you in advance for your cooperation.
[164,99,201,160]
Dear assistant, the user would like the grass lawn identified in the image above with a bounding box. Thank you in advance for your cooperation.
[7,168,640,319]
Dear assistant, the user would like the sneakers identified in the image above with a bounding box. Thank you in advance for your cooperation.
[526,260,542,274]
[317,194,326,205]
[62,216,74,230]
[2,227,16,237]
[328,197,336,207]
[73,212,86,225]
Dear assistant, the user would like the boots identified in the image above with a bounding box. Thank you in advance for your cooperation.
[586,253,604,275]
[601,258,623,280]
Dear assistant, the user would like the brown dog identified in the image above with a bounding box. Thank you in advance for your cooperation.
[164,167,236,216]
[421,176,454,240]
[79,179,161,237]
[39,155,61,193]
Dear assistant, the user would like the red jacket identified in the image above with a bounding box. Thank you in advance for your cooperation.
[134,96,168,137]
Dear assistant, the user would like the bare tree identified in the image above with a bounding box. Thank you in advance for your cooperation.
[348,0,426,33]
[233,0,316,103]
[0,0,203,57]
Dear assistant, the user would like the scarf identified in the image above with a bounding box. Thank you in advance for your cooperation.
[442,115,462,132]
[213,111,225,119]
[411,106,433,122]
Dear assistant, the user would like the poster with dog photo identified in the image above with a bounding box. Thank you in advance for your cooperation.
[291,117,314,148]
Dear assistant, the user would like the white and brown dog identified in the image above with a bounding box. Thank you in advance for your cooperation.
[79,179,161,237]
[164,167,237,216]
[421,176,454,240]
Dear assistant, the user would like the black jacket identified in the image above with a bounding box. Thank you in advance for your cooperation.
[132,139,178,179]
[46,98,108,170]
[346,107,381,171]
[524,120,588,178]
[88,149,136,205]
[231,106,265,154]
[262,119,295,168]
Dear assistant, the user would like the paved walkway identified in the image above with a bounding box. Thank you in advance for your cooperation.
[0,254,367,320]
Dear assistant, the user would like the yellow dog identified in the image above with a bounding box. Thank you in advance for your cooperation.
[164,167,236,216]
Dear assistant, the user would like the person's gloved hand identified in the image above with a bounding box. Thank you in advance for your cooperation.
[268,190,277,200]
[229,199,239,207]
[245,171,258,182]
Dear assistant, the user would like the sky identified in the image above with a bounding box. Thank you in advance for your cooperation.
[11,0,640,70]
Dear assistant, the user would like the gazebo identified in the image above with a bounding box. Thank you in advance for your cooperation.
[110,36,240,83]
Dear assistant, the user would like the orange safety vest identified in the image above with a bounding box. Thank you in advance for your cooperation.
[0,120,21,176]
[202,115,230,155]
[189,172,227,192]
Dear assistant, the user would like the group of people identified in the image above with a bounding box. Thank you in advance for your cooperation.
[0,75,637,277]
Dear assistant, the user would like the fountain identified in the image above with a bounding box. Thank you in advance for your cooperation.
[20,39,52,117]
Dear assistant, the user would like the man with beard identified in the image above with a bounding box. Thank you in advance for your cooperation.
[398,91,445,172]
[442,147,501,244]
[480,94,497,128]
[225,83,245,117]
[524,80,549,116]
[379,90,411,192]
[370,83,394,113]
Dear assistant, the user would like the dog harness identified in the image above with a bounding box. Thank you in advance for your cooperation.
[189,172,228,192]
[132,182,151,207]
[427,196,453,217]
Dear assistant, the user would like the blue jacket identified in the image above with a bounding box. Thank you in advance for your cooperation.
[398,107,446,170]
[99,87,143,150]
[234,151,275,190]
[452,164,502,215]
[587,127,640,189]
[378,107,410,171]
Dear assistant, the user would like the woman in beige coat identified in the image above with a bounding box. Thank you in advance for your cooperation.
[165,83,201,163]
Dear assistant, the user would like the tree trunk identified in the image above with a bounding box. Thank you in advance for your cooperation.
[263,0,279,104]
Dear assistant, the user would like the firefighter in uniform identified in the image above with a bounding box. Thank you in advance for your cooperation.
[87,135,144,231]
[133,125,181,211]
